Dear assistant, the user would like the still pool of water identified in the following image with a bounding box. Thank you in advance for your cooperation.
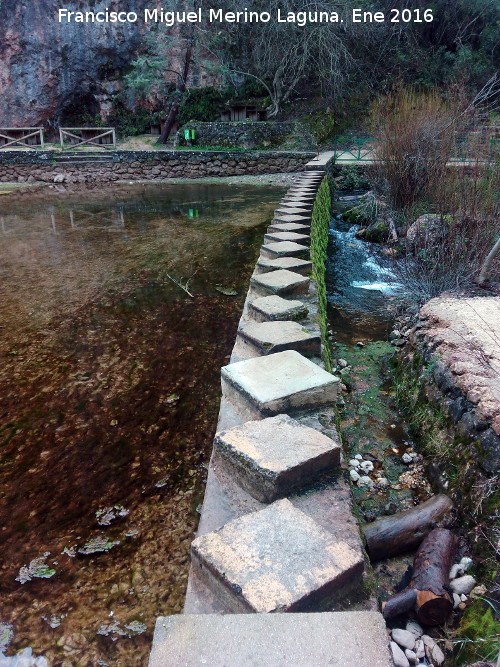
[0,182,283,665]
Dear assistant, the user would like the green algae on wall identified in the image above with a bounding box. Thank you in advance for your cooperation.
[310,177,333,372]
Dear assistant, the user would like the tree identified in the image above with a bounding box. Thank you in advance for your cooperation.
[125,10,197,143]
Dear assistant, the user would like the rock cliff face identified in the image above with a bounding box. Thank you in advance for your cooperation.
[0,0,155,126]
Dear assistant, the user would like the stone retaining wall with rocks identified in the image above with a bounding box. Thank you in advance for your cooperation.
[175,121,316,151]
[0,150,315,184]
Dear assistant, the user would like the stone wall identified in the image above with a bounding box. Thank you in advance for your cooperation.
[0,150,315,183]
[176,121,316,151]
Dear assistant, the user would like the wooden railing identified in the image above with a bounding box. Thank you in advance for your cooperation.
[0,128,44,149]
[59,127,116,150]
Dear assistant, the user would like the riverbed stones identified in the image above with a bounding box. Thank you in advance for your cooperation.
[392,628,415,650]
[391,641,410,667]
[149,611,393,667]
[264,231,310,246]
[248,295,308,322]
[221,350,339,416]
[260,241,309,260]
[238,321,321,357]
[450,574,476,595]
[214,414,341,502]
[191,499,363,613]
[255,256,312,276]
[250,269,310,297]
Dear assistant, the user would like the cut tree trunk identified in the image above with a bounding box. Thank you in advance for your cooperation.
[382,527,458,626]
[363,494,454,561]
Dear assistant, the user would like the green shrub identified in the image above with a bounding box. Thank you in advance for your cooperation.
[177,88,224,125]
[310,178,333,371]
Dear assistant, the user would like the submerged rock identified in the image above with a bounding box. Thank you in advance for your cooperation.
[96,505,130,526]
[78,536,120,555]
[16,553,56,584]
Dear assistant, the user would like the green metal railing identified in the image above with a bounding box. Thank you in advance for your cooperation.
[332,133,499,164]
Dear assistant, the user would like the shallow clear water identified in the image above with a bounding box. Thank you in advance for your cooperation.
[0,182,283,665]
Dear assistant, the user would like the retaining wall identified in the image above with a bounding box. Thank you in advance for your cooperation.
[0,150,315,184]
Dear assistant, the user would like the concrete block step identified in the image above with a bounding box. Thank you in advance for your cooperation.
[267,222,310,234]
[191,499,364,613]
[238,320,320,357]
[256,256,312,275]
[214,414,341,502]
[260,241,309,260]
[221,349,339,416]
[250,269,310,297]
[149,611,392,667]
[282,195,316,202]
[248,295,308,322]
[264,231,310,246]
[273,214,311,224]
[274,207,311,216]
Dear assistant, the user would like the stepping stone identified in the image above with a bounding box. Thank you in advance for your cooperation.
[251,269,310,297]
[149,611,392,667]
[273,213,311,227]
[214,414,341,501]
[264,231,310,246]
[249,294,309,322]
[256,256,312,276]
[275,207,311,216]
[260,241,309,260]
[268,222,310,234]
[221,349,339,415]
[191,499,364,613]
[238,320,320,357]
[282,195,316,202]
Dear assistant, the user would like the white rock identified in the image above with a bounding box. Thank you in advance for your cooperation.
[460,556,473,571]
[409,451,419,459]
[406,620,423,638]
[450,575,476,596]
[357,475,374,487]
[359,460,374,473]
[425,640,445,666]
[405,648,417,664]
[460,593,467,601]
[377,477,390,488]
[392,628,416,650]
[354,454,363,460]
[453,593,461,608]
[415,639,425,659]
[402,453,413,464]
[449,563,464,579]
[350,469,360,483]
[349,459,360,468]
[390,641,410,667]
[338,359,348,368]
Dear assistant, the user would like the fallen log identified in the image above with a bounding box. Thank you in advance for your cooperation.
[363,494,454,561]
[382,527,458,626]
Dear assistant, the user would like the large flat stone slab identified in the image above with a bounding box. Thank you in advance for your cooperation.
[248,294,309,322]
[264,231,310,245]
[282,195,316,202]
[221,350,339,415]
[238,320,320,356]
[260,241,309,260]
[268,222,310,234]
[250,269,310,297]
[149,611,393,667]
[191,499,364,613]
[214,414,341,502]
[256,256,312,275]
[275,207,311,216]
[273,214,311,224]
